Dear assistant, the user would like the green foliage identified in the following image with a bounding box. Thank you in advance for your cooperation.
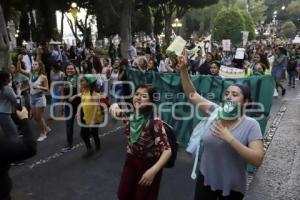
[240,10,255,40]
[95,49,108,56]
[212,6,245,44]
[281,21,297,39]
[9,51,18,64]
[286,0,300,23]
[234,0,267,23]
[181,1,224,37]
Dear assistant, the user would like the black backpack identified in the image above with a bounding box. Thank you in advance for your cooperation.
[150,119,178,168]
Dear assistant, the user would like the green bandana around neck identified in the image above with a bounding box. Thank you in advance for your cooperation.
[31,73,39,82]
[68,75,77,86]
[129,112,151,144]
[218,100,241,120]
[253,68,264,76]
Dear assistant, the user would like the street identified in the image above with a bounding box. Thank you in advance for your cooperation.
[9,83,300,200]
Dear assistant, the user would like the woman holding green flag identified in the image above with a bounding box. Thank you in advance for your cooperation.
[178,55,264,200]
[110,84,171,200]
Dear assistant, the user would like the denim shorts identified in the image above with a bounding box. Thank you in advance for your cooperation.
[31,95,47,108]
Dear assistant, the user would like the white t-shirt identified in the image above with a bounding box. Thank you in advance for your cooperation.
[22,55,32,72]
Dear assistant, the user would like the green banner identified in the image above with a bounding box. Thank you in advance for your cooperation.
[127,68,275,145]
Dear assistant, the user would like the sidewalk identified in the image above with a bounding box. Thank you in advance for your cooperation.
[245,99,300,200]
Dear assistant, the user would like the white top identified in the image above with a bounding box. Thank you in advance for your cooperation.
[22,55,32,72]
[30,75,44,95]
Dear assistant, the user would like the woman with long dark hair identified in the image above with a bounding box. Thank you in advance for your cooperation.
[110,84,171,200]
[61,64,81,153]
[179,55,264,200]
[0,70,19,138]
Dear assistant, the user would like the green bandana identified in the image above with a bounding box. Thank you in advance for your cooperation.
[218,100,241,120]
[253,69,264,76]
[67,75,77,86]
[31,73,39,82]
[129,112,150,144]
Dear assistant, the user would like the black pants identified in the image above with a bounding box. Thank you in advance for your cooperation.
[194,173,244,200]
[80,126,100,150]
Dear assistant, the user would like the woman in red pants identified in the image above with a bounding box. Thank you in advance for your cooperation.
[110,84,171,200]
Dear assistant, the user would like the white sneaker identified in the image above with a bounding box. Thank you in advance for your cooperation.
[37,135,47,142]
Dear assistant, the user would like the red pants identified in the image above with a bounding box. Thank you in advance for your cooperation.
[117,154,163,200]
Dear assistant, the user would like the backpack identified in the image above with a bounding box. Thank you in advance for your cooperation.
[149,118,178,168]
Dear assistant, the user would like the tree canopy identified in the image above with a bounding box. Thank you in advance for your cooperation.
[212,7,246,44]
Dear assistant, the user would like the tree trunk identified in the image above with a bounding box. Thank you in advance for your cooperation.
[60,11,64,42]
[120,0,133,59]
[0,3,10,70]
[164,15,173,46]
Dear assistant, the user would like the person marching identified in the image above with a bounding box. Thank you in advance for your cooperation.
[78,75,102,158]
[178,55,264,200]
[110,84,171,200]
[61,64,81,153]
[21,61,51,142]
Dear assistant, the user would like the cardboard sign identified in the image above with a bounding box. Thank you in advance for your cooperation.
[166,36,187,56]
[235,48,245,59]
[222,40,231,51]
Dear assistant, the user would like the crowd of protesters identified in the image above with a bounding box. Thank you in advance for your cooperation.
[0,37,300,200]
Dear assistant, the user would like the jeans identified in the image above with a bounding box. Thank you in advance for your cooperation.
[288,70,296,86]
[65,105,75,147]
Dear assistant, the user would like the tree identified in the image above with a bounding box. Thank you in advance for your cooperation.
[0,3,10,70]
[281,21,297,38]
[286,0,300,27]
[212,6,245,44]
[148,0,220,45]
[240,10,255,40]
[235,0,267,23]
[181,1,224,38]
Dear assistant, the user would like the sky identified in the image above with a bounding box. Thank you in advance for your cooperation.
[56,9,97,45]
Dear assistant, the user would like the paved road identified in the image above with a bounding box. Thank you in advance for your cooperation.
[9,82,300,200]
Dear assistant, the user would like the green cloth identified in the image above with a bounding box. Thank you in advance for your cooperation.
[218,100,240,120]
[127,68,275,145]
[253,69,264,76]
[129,112,150,144]
[67,75,77,86]
[84,74,97,84]
[31,73,39,82]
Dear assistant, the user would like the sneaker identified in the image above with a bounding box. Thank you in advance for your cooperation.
[282,88,286,96]
[61,146,73,153]
[37,135,47,142]
[292,85,295,88]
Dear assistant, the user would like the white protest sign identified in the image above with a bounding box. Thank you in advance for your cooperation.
[166,36,187,56]
[222,40,231,51]
[235,48,245,59]
[292,35,300,44]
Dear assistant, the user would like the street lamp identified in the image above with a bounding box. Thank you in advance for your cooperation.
[281,5,285,11]
[172,18,182,35]
[70,2,80,44]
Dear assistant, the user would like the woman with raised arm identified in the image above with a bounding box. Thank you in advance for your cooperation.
[178,56,265,200]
